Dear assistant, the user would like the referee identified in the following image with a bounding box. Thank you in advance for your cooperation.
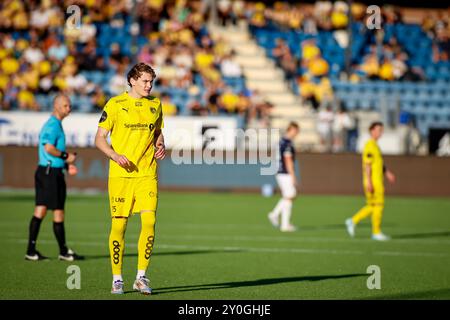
[25,94,83,261]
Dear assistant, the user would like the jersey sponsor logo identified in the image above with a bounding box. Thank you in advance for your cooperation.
[115,99,127,103]
[99,111,107,123]
[144,235,154,260]
[112,240,121,264]
[124,123,150,130]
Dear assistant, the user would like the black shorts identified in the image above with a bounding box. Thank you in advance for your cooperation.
[35,166,66,210]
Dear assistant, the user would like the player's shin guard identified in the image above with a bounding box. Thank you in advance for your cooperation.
[109,217,128,276]
[371,204,384,235]
[137,211,156,272]
[352,205,372,225]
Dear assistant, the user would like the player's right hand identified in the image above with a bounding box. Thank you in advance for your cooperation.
[111,153,131,168]
[67,152,77,164]
[367,183,374,193]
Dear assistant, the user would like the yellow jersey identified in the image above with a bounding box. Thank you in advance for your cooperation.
[362,138,384,189]
[98,92,164,179]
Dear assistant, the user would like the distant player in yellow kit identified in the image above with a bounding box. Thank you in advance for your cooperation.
[345,122,396,241]
[95,63,165,294]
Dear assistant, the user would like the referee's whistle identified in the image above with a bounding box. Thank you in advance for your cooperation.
[46,160,51,175]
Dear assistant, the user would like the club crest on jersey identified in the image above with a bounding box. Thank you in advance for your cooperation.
[99,111,107,123]
[150,107,156,114]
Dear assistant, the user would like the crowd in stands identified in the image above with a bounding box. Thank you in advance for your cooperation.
[0,1,449,138]
[245,1,449,112]
[0,0,270,127]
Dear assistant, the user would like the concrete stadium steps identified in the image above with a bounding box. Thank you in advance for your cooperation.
[209,23,321,151]
[242,68,285,82]
[245,79,288,93]
[271,118,316,131]
[232,42,265,57]
[234,55,274,69]
[269,104,309,117]
[264,93,298,105]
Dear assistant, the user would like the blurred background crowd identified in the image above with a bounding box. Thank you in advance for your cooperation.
[0,0,449,154]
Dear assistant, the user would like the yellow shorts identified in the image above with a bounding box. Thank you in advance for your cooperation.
[365,189,384,206]
[108,177,158,217]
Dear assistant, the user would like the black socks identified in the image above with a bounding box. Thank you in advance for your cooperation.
[53,221,68,256]
[27,216,43,255]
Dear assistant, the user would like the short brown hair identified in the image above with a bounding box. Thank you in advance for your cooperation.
[127,62,156,87]
[287,121,300,131]
[369,121,383,132]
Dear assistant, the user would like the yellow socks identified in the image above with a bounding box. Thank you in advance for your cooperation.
[109,217,128,277]
[137,211,156,272]
[371,205,384,235]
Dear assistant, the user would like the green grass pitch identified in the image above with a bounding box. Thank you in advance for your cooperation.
[1,191,449,300]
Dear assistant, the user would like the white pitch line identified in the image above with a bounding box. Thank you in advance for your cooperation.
[3,230,450,245]
[7,238,450,258]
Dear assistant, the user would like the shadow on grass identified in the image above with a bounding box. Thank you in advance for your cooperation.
[151,273,367,295]
[299,223,396,232]
[83,249,242,261]
[392,231,450,239]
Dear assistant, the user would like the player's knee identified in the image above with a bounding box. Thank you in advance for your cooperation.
[141,211,156,229]
[53,210,64,222]
[34,206,47,219]
[111,217,128,234]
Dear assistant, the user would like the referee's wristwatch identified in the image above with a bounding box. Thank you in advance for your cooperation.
[59,152,69,160]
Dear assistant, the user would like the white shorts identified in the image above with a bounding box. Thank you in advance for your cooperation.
[276,174,297,198]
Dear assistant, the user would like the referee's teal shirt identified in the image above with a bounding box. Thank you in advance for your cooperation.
[38,115,66,168]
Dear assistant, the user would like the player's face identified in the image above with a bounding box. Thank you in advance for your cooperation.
[132,73,154,97]
[55,97,71,119]
[288,127,300,139]
[371,125,384,140]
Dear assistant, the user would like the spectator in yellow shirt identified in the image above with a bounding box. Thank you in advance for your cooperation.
[302,40,320,63]
[360,54,379,79]
[1,56,19,75]
[379,59,395,81]
[308,55,330,77]
[18,87,38,110]
[161,93,178,116]
[195,48,215,70]
[219,88,239,113]
[331,8,348,29]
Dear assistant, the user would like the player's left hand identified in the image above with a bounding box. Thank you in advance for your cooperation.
[68,164,78,176]
[386,170,396,184]
[155,142,166,160]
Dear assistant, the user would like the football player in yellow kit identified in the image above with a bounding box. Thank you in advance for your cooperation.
[346,122,396,241]
[95,63,166,294]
